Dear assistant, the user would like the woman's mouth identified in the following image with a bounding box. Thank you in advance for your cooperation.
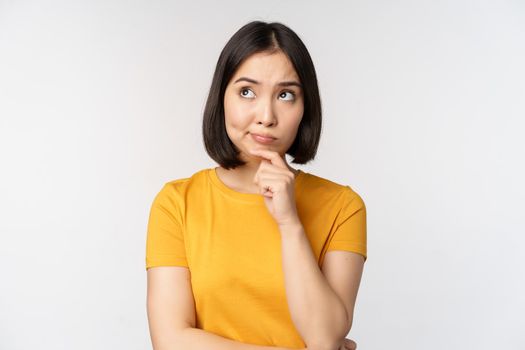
[251,133,276,144]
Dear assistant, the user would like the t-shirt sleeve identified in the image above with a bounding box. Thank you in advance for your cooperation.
[145,183,189,269]
[326,186,367,262]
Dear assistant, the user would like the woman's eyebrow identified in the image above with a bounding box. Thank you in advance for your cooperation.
[233,76,302,88]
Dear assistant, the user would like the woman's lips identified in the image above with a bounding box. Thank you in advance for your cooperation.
[251,133,276,144]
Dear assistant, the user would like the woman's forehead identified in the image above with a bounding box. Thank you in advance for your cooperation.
[231,51,300,84]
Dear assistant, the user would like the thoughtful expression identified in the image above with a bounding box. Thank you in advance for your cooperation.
[223,50,305,161]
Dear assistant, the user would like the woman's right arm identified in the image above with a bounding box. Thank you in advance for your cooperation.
[147,266,299,350]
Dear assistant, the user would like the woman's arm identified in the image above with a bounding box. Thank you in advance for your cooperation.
[147,266,302,350]
[278,223,354,350]
[173,328,302,350]
[161,327,351,350]
[247,150,364,350]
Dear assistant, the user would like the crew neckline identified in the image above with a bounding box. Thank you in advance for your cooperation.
[208,167,306,203]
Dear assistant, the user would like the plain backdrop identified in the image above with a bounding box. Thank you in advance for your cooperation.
[1,1,524,349]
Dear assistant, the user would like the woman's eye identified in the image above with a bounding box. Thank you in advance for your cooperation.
[279,91,295,101]
[240,88,255,99]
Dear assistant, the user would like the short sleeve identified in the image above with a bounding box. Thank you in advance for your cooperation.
[145,184,188,269]
[326,187,367,262]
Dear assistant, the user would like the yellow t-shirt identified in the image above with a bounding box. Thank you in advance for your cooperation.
[145,167,367,349]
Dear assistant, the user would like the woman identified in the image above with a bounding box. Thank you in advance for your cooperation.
[146,21,366,350]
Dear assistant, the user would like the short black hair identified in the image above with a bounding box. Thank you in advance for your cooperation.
[202,20,322,169]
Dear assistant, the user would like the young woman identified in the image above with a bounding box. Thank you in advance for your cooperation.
[146,21,366,350]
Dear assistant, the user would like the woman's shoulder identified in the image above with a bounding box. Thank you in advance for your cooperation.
[153,168,212,200]
[300,170,364,204]
[163,168,208,186]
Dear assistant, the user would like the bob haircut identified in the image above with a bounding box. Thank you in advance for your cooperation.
[202,20,322,169]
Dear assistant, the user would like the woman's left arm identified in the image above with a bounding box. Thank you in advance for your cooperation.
[248,149,364,350]
[279,223,363,350]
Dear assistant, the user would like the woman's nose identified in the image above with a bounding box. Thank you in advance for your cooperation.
[255,99,277,126]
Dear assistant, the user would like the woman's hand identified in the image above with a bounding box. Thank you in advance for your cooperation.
[249,148,301,227]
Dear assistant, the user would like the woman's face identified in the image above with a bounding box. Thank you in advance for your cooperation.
[223,50,304,163]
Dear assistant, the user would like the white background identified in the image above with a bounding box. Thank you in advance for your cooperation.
[1,1,524,349]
